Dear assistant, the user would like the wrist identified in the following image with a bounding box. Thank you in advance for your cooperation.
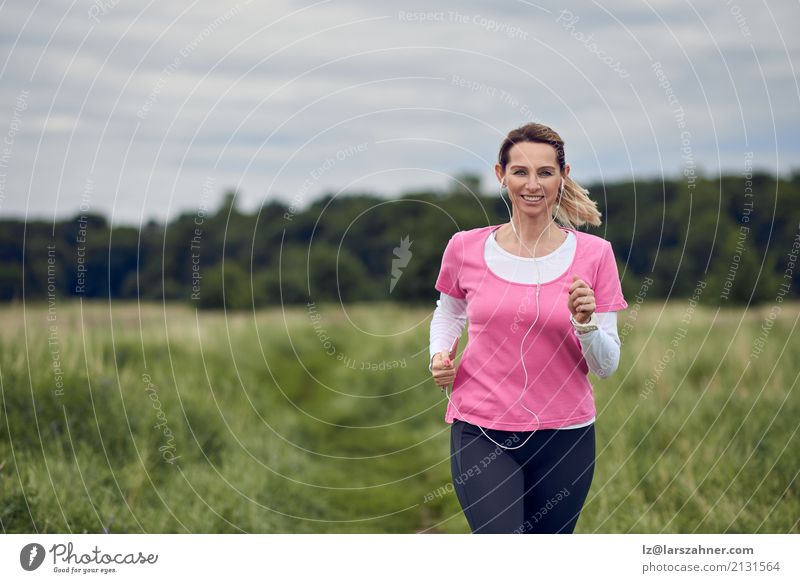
[570,312,598,333]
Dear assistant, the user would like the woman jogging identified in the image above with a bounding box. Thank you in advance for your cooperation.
[429,122,628,533]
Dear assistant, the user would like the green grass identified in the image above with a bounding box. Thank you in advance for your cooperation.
[0,300,797,533]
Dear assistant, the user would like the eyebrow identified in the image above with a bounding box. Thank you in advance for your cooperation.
[509,164,556,170]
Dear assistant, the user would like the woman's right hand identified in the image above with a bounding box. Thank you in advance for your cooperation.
[431,349,458,388]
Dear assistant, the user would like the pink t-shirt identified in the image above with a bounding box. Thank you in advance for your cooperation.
[435,224,628,431]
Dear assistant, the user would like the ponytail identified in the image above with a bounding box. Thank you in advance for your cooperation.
[554,175,601,228]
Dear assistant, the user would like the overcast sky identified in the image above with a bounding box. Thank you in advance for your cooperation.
[0,0,798,225]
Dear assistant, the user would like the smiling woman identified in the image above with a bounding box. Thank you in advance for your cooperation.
[429,122,628,533]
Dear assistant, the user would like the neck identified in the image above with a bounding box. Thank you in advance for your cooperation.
[507,215,560,245]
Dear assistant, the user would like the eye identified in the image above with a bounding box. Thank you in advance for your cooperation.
[539,170,553,176]
[514,170,526,175]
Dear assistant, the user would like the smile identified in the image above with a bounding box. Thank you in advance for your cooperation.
[520,195,544,202]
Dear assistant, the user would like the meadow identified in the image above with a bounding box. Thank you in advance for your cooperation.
[0,299,797,533]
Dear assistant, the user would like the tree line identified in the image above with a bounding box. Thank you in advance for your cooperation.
[2,169,799,309]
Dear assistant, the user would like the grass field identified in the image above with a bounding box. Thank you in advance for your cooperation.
[1,299,798,533]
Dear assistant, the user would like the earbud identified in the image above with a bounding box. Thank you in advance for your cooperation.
[554,178,564,218]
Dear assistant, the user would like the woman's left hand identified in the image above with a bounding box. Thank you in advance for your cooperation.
[568,274,596,324]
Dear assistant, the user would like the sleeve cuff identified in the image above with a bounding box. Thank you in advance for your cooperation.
[434,285,466,299]
[574,328,599,340]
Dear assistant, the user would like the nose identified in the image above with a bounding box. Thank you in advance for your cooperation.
[526,174,542,192]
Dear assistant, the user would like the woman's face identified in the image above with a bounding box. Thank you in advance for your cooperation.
[496,142,567,220]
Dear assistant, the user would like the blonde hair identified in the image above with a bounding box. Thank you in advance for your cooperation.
[498,123,601,229]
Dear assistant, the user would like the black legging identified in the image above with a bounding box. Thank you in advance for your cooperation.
[449,418,595,533]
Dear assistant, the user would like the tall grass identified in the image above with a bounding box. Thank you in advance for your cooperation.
[1,300,797,533]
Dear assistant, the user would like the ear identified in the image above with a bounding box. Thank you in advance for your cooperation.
[494,163,505,187]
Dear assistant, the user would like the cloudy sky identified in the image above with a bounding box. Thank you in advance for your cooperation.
[0,0,797,225]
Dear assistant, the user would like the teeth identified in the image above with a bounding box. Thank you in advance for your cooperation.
[522,195,543,201]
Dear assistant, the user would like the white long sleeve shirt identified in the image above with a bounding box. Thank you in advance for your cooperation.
[429,229,622,429]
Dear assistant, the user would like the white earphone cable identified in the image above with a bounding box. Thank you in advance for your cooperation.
[441,177,564,450]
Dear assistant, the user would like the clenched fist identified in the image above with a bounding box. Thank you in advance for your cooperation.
[568,274,596,324]
[431,349,458,389]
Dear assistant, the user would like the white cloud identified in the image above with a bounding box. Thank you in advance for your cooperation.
[0,0,797,223]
